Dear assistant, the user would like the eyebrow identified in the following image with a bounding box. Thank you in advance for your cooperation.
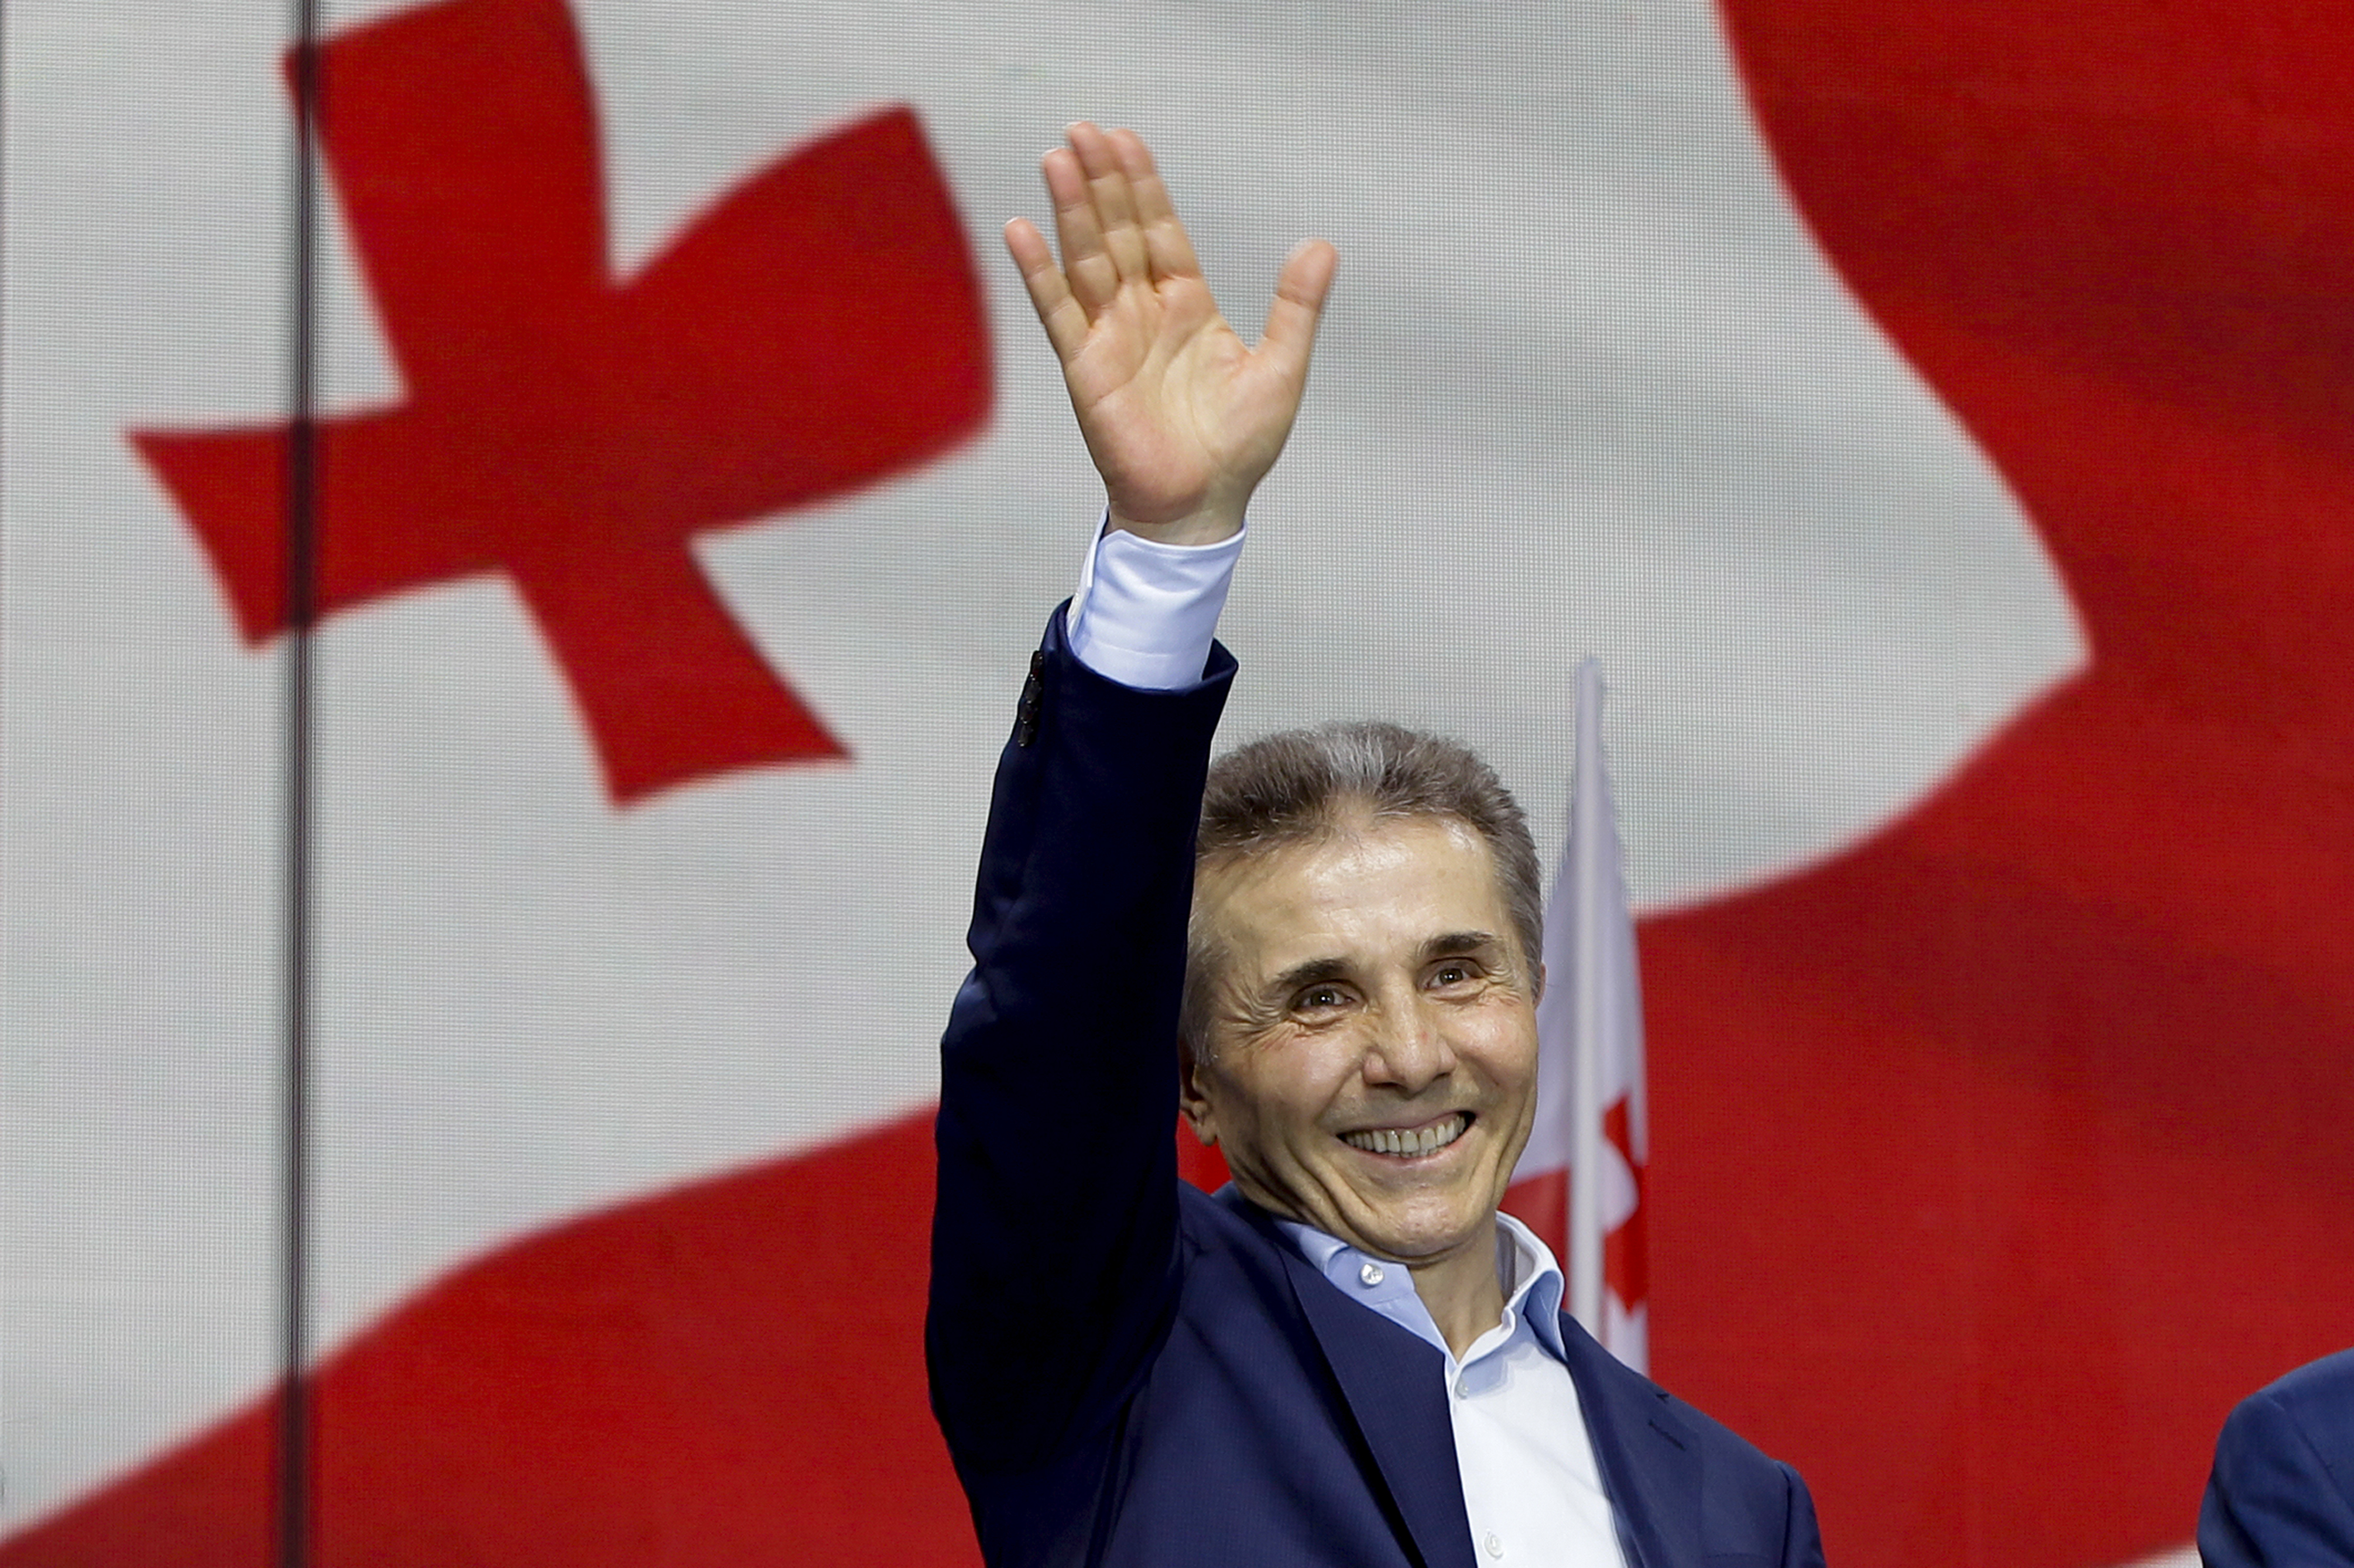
[1419,931,1505,965]
[1264,956,1351,1000]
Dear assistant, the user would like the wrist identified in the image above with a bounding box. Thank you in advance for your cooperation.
[1106,498,1248,548]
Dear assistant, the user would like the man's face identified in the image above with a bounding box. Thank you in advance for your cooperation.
[1181,812,1540,1268]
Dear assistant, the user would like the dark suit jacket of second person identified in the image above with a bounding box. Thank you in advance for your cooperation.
[2202,1347,2354,1568]
[928,610,1827,1568]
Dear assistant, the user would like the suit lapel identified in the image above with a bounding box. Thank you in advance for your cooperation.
[1232,1200,1477,1568]
[1560,1312,1702,1568]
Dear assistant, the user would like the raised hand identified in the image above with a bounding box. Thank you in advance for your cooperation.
[1006,123,1339,545]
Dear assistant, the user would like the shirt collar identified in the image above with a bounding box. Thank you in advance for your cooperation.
[1494,1210,1569,1360]
[1273,1210,1568,1365]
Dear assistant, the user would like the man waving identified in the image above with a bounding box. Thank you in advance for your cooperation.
[928,122,1824,1568]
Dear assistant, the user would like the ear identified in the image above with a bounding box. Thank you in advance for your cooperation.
[1177,1045,1219,1147]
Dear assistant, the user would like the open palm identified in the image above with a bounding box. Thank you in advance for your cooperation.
[1006,124,1338,544]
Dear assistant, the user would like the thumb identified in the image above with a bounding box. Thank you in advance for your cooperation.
[1256,238,1339,377]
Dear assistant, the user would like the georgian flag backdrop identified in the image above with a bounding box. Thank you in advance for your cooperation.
[3,1,2346,1564]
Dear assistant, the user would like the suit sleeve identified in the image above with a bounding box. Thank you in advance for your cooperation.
[2199,1384,2354,1568]
[926,605,1236,1477]
[1780,1461,1829,1568]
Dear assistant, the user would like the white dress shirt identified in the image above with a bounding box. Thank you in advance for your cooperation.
[1276,1214,1627,1568]
[1066,517,1629,1568]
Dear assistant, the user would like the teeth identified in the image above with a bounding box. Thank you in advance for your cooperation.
[1343,1114,1466,1157]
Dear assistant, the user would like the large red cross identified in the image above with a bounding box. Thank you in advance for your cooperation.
[133,0,992,801]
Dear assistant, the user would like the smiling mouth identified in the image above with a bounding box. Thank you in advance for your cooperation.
[1340,1113,1471,1158]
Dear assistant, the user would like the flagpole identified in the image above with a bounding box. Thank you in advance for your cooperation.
[1568,657,1605,1334]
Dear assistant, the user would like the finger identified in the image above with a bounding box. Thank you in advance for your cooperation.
[1043,145,1119,313]
[1068,121,1149,284]
[1005,217,1089,362]
[1110,128,1202,283]
[1256,238,1339,377]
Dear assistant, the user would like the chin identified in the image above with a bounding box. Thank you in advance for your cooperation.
[1355,1197,1493,1262]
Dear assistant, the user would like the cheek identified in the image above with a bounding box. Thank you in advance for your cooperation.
[1466,1011,1540,1089]
[1217,1035,1361,1133]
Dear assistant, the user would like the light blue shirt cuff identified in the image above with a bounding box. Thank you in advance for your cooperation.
[1067,513,1245,691]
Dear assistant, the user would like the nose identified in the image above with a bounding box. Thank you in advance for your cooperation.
[1362,991,1459,1094]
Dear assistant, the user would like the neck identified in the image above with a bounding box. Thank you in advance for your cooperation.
[1406,1216,1506,1360]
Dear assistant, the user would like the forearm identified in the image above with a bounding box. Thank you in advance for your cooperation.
[927,607,1234,1469]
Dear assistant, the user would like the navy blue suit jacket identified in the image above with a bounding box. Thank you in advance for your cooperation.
[929,615,1827,1568]
[2201,1349,2354,1568]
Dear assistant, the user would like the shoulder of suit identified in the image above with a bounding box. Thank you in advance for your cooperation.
[1174,1181,1273,1250]
[2236,1346,2354,1449]
[2267,1346,2354,1409]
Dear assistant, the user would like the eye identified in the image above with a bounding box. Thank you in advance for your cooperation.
[1428,959,1482,989]
[1292,984,1349,1013]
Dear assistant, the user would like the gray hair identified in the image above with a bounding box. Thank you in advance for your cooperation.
[1180,721,1543,1059]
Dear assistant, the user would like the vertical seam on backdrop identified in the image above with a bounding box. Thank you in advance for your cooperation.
[280,0,323,1563]
[0,0,11,1521]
